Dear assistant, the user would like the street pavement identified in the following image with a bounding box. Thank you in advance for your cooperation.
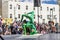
[0,33,60,40]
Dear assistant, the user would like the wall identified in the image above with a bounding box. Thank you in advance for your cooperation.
[2,1,8,18]
[2,0,59,23]
[0,0,2,16]
[8,2,34,21]
[42,4,59,23]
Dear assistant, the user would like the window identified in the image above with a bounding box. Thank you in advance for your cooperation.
[47,15,51,19]
[10,4,12,9]
[47,15,49,19]
[18,14,20,18]
[33,7,35,10]
[18,5,20,10]
[26,5,28,10]
[37,15,40,18]
[53,7,55,11]
[10,14,12,18]
[34,15,35,19]
[40,15,42,19]
[47,7,49,11]
[43,19,45,23]
[40,6,42,11]
[59,8,60,11]
[10,0,13,1]
[37,15,42,19]
[15,0,17,2]
[54,15,56,19]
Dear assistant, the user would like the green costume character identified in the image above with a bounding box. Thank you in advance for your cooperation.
[21,11,37,35]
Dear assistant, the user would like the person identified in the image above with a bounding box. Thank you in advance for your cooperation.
[48,21,52,33]
[0,36,4,40]
[55,23,59,33]
[18,28,23,34]
[0,19,4,40]
[21,11,37,35]
[36,23,41,33]
[9,23,14,34]
[51,21,56,33]
[2,23,5,35]
[45,24,50,33]
[41,28,47,34]
[17,22,23,34]
[0,26,4,40]
[4,25,11,35]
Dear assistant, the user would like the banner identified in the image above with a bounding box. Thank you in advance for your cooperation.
[20,0,33,2]
[20,0,25,2]
[41,0,57,4]
[2,18,13,25]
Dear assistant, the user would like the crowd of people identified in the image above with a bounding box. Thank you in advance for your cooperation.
[36,21,59,34]
[0,18,60,35]
[0,19,23,35]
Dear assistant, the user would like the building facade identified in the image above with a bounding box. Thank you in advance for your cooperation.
[2,0,59,23]
[58,0,60,23]
[0,0,2,17]
[2,0,34,21]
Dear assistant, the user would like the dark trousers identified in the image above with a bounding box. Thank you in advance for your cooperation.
[0,36,4,40]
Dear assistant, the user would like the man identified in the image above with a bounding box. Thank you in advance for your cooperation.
[0,19,4,40]
[21,11,37,35]
[0,26,4,40]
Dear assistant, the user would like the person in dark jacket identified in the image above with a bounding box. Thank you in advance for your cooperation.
[0,26,4,40]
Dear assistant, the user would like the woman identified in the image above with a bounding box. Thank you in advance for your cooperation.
[51,21,56,33]
[4,25,11,35]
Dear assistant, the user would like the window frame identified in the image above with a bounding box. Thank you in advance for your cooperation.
[26,5,28,10]
[18,5,20,10]
[18,14,20,18]
[47,7,49,11]
[40,6,42,11]
[10,4,12,9]
[10,14,12,18]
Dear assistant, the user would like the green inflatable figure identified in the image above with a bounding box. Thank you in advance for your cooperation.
[21,11,37,35]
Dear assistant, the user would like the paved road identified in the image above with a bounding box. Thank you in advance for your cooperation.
[39,33,60,40]
[0,33,60,40]
[0,34,21,40]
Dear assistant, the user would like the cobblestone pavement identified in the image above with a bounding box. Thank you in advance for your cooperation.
[0,33,60,40]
